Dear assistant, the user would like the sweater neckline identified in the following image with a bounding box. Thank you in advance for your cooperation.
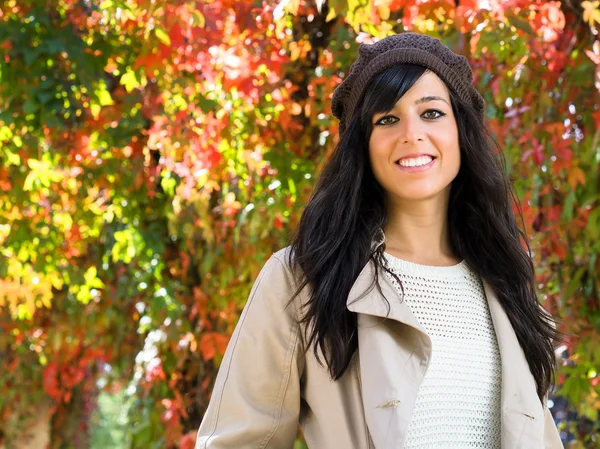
[383,252,470,278]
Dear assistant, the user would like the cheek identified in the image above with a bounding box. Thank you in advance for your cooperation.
[369,131,396,158]
[368,151,385,185]
[435,125,461,165]
[368,137,393,181]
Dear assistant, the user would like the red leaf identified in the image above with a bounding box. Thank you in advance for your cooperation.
[273,216,284,230]
[179,431,197,449]
[42,363,61,401]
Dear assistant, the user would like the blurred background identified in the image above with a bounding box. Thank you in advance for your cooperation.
[0,0,598,448]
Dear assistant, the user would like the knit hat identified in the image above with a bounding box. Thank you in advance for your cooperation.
[331,33,485,134]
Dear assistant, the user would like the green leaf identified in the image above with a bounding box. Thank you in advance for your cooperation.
[586,205,600,240]
[564,267,585,300]
[199,96,218,113]
[562,190,576,221]
[23,48,41,67]
[507,13,534,34]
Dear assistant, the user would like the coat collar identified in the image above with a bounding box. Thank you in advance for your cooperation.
[347,259,545,449]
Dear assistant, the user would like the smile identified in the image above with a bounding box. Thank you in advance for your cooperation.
[395,155,436,173]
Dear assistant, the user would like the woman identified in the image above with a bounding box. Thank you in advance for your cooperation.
[196,33,563,448]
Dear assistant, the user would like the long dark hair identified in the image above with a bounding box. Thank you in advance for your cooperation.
[285,63,560,402]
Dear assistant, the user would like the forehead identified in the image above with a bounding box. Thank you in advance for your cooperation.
[404,71,450,99]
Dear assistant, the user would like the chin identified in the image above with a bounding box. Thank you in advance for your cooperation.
[394,189,446,203]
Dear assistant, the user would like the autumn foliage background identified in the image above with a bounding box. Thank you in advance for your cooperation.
[0,0,599,447]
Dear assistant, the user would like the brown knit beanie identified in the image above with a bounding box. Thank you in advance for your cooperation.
[331,32,485,134]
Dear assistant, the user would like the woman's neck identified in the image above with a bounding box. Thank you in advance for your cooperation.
[383,196,459,266]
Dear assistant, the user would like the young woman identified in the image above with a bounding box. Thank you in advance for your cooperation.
[196,33,563,449]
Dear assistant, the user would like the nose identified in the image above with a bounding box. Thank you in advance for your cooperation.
[399,116,424,144]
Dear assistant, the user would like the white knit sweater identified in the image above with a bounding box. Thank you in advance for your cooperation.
[384,253,502,449]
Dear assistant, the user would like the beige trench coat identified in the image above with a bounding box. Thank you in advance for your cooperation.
[196,248,563,449]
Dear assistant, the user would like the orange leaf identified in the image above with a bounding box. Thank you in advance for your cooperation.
[213,333,230,356]
[567,166,586,189]
[199,333,216,361]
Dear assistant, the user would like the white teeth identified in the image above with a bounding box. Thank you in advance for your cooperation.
[398,156,433,167]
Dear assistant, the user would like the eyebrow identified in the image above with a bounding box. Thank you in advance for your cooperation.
[415,95,450,106]
[374,95,451,119]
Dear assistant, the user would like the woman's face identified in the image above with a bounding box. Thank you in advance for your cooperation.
[368,71,460,205]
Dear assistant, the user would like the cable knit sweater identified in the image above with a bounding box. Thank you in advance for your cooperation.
[383,252,502,449]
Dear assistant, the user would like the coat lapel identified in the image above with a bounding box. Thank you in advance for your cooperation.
[347,259,545,449]
[347,260,432,449]
[483,280,545,449]
[347,259,426,334]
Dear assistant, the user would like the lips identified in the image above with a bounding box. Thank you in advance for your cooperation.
[395,154,437,167]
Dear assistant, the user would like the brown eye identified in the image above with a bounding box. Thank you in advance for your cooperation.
[422,109,445,120]
[374,116,398,126]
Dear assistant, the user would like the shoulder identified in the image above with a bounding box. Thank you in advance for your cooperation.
[267,246,299,280]
[272,245,294,263]
[253,246,303,307]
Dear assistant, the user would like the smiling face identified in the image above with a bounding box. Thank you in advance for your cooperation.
[368,71,460,206]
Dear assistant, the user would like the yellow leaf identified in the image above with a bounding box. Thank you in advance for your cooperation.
[582,1,600,24]
[327,0,347,22]
[374,0,391,20]
[90,103,101,119]
[96,83,114,106]
[121,67,141,93]
[326,6,337,22]
[155,27,171,46]
[192,10,205,28]
[286,0,301,15]
[582,0,600,10]
[0,276,48,319]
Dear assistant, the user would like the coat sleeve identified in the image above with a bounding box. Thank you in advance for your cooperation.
[195,254,305,449]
